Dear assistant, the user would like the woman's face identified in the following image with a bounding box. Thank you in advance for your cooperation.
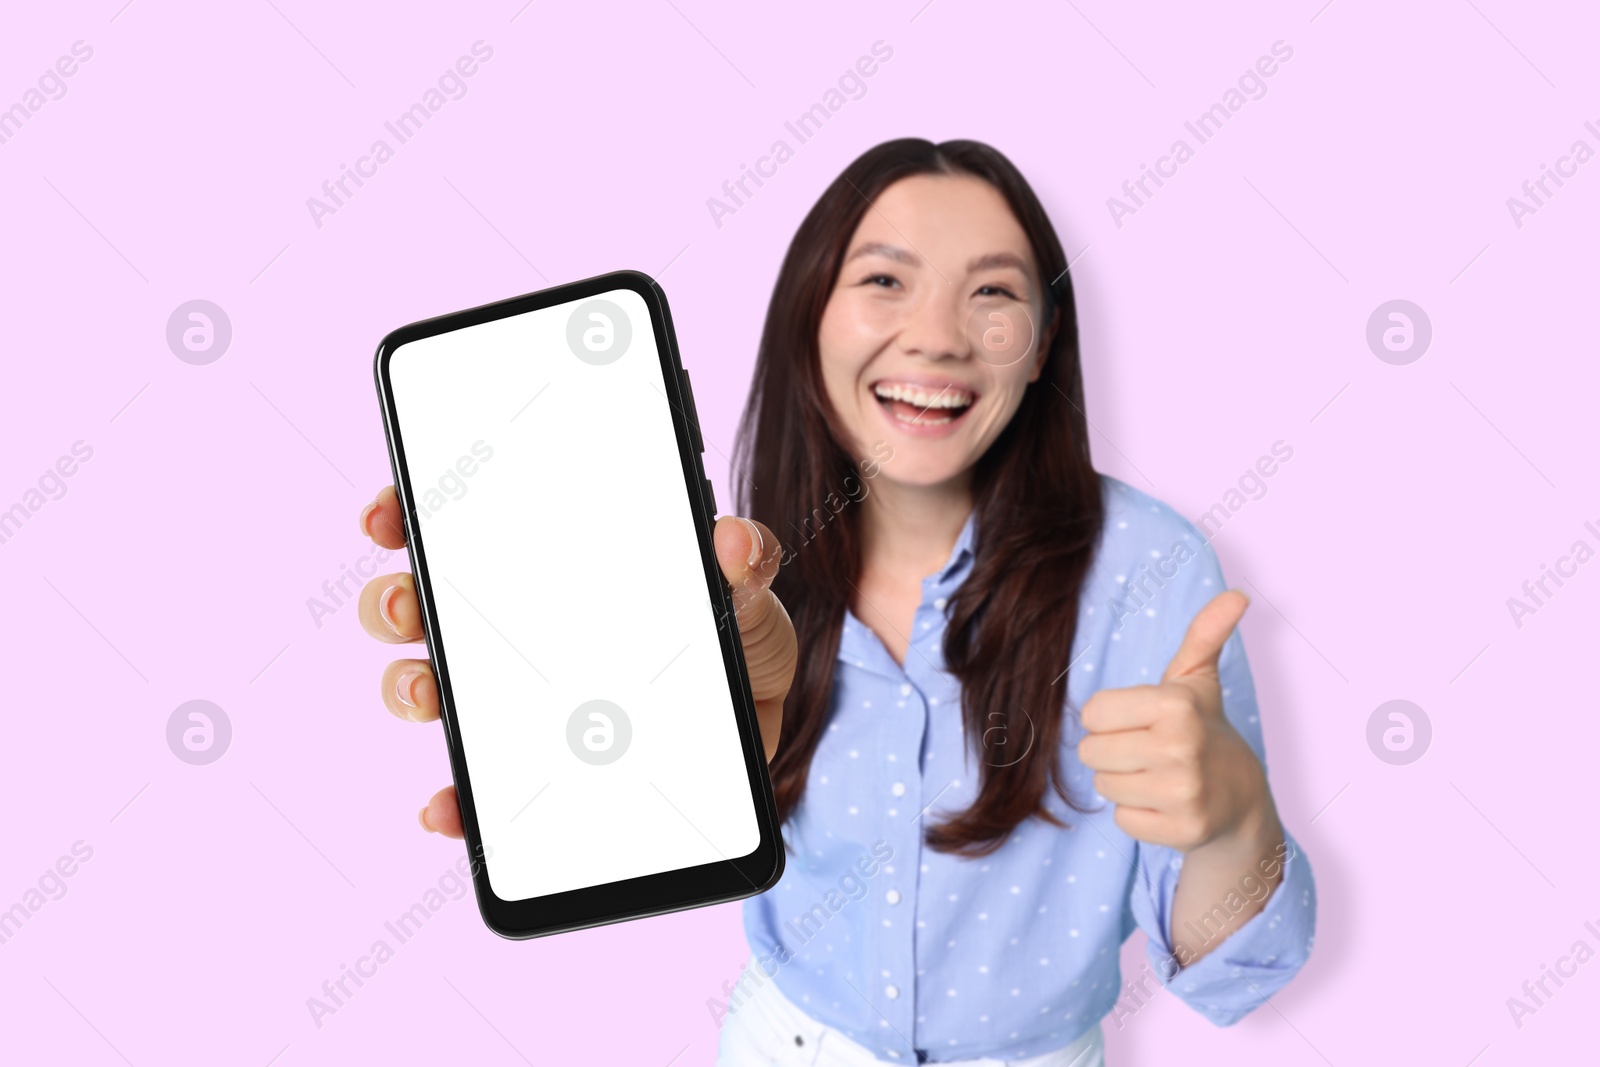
[817,173,1050,490]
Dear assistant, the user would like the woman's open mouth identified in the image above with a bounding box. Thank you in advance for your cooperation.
[871,381,976,428]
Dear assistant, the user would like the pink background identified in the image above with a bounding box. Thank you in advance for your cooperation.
[2,1,1595,1063]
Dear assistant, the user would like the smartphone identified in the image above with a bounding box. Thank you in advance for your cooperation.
[373,270,784,939]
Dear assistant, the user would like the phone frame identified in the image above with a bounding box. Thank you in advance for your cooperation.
[373,269,784,940]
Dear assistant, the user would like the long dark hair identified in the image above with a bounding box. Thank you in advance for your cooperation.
[733,138,1105,856]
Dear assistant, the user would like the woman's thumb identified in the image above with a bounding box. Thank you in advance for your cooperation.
[712,516,795,752]
[715,516,779,608]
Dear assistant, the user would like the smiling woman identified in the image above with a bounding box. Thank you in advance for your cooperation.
[351,136,1315,1066]
[736,142,1101,859]
[714,138,1314,1063]
[815,179,1057,488]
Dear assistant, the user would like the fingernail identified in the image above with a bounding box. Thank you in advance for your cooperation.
[378,584,404,635]
[735,517,765,568]
[418,806,432,832]
[395,669,426,716]
[359,500,378,537]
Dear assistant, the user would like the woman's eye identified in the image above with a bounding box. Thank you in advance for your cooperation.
[976,284,1020,299]
[863,273,900,289]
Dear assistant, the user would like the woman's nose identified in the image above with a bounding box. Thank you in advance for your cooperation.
[898,288,971,360]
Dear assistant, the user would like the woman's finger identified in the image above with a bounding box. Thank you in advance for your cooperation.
[359,573,425,643]
[381,658,440,722]
[1077,728,1154,774]
[1093,770,1163,809]
[712,516,796,764]
[359,485,408,550]
[1079,684,1166,735]
[418,784,464,838]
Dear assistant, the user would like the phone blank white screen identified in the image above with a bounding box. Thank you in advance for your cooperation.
[388,287,760,901]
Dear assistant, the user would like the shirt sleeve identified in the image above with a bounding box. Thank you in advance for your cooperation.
[1123,523,1318,1025]
[1130,831,1317,1024]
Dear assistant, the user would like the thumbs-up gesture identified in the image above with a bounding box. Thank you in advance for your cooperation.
[1076,590,1273,852]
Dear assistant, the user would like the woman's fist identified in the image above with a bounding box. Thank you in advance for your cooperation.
[1075,590,1271,852]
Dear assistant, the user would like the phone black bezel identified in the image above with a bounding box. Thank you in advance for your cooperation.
[373,269,784,940]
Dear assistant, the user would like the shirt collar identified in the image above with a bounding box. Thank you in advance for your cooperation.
[931,507,979,589]
[835,508,979,672]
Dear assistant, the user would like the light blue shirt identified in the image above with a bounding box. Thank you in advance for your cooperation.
[740,475,1316,1062]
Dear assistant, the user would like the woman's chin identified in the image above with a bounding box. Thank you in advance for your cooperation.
[871,456,975,494]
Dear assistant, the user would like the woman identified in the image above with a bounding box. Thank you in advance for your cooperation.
[356,139,1315,1065]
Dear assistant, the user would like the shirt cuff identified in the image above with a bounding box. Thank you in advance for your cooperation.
[1142,832,1318,1026]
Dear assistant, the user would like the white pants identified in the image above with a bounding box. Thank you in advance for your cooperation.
[715,960,1105,1067]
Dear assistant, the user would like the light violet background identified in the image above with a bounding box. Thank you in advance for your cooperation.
[1,2,1595,1065]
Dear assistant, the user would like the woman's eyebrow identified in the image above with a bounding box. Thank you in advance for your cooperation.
[967,251,1033,276]
[844,241,919,266]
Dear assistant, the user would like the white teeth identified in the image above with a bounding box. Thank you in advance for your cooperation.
[891,407,952,425]
[872,382,974,409]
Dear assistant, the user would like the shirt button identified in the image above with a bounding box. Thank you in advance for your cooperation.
[891,782,906,797]
[885,984,900,999]
[934,597,947,610]
[886,889,902,905]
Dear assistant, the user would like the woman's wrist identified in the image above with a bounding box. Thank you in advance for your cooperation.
[1166,793,1287,969]
[1185,793,1286,883]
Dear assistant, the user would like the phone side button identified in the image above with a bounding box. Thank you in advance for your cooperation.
[680,369,705,453]
[703,478,718,515]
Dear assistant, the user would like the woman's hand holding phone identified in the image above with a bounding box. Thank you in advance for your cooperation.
[355,484,797,838]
